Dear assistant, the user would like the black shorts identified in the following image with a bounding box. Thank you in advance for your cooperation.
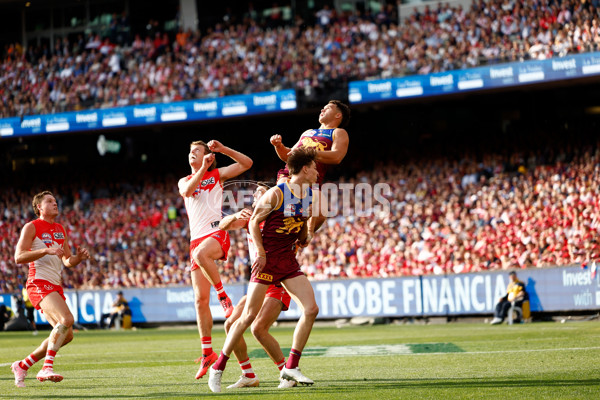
[26,306,35,322]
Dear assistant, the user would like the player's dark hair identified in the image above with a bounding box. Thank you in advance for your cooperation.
[32,191,54,217]
[190,140,216,170]
[329,100,351,128]
[287,148,317,175]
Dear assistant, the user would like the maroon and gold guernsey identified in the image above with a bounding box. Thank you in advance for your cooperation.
[261,182,313,257]
[277,128,335,186]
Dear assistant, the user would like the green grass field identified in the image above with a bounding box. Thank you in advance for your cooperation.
[1,321,600,399]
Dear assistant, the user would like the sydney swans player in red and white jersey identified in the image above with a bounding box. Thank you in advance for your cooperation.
[11,191,90,387]
[178,139,252,380]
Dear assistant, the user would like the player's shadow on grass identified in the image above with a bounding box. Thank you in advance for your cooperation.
[4,378,599,398]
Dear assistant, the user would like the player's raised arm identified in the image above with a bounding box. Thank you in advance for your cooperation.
[15,222,63,264]
[219,208,252,231]
[271,134,306,162]
[248,187,281,274]
[179,153,215,197]
[271,134,292,162]
[314,127,349,165]
[209,140,253,181]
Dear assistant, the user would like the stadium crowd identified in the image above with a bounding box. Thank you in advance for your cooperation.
[1,141,599,293]
[2,0,600,118]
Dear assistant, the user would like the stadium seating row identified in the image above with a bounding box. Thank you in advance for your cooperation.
[1,0,599,118]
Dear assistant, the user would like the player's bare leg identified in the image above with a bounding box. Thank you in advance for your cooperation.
[192,269,218,379]
[280,275,319,385]
[208,283,269,392]
[11,308,74,387]
[193,238,233,317]
[192,238,225,286]
[35,292,75,383]
[251,297,285,363]
[224,296,248,361]
[251,297,296,388]
[224,296,259,389]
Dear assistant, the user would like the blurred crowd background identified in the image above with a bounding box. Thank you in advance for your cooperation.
[2,0,600,117]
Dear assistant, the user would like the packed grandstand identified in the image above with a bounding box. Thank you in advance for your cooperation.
[1,0,599,118]
[1,135,599,293]
[1,0,600,294]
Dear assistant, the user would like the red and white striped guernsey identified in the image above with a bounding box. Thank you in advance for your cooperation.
[27,219,66,285]
[182,168,223,241]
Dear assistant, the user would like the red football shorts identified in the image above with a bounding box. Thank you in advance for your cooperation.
[266,284,292,311]
[190,230,231,271]
[26,279,65,311]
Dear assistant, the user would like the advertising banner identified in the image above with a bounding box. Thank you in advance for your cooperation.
[2,266,598,325]
[349,52,600,104]
[0,90,296,139]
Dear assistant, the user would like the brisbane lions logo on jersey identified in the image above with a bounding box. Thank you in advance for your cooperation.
[301,138,327,152]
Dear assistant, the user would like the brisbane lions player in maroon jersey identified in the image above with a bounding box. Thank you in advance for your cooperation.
[271,100,350,186]
[218,183,297,389]
[178,140,252,380]
[12,191,90,387]
[208,148,320,392]
[270,100,350,233]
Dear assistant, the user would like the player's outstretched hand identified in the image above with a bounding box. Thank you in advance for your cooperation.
[236,208,252,221]
[270,135,283,147]
[207,140,224,153]
[46,247,64,258]
[298,232,313,248]
[293,236,311,255]
[75,246,91,261]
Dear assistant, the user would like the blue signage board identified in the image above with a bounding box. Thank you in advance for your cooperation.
[2,266,598,325]
[349,52,600,104]
[0,90,296,139]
